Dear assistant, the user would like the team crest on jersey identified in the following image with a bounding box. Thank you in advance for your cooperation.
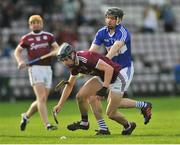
[104,39,109,42]
[43,35,48,40]
[35,36,41,41]
[28,38,34,41]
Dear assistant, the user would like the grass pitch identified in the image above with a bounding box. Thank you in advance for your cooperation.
[0,96,180,144]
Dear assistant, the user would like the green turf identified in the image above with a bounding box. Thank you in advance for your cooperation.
[0,96,180,144]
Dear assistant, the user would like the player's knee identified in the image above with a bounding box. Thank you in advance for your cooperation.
[37,95,47,103]
[88,96,97,104]
[76,93,85,103]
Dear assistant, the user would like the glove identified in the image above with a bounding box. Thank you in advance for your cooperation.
[96,87,108,98]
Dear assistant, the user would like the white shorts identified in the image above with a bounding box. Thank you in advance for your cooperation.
[96,62,134,93]
[28,65,52,88]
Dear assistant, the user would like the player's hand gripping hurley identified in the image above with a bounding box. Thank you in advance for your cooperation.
[18,51,57,69]
[26,51,54,66]
[52,110,59,124]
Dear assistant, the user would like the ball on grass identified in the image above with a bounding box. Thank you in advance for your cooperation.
[60,136,67,140]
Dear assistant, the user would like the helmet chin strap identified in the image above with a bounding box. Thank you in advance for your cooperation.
[67,52,77,67]
[72,52,77,63]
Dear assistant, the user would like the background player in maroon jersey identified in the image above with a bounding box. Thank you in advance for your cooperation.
[14,15,59,131]
[53,42,136,135]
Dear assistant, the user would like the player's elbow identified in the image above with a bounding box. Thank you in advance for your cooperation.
[89,48,96,52]
[14,47,21,57]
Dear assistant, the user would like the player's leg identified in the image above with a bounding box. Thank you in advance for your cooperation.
[20,84,50,131]
[67,77,103,132]
[106,91,136,135]
[33,84,49,125]
[20,66,40,131]
[89,93,110,135]
[76,77,102,114]
[107,67,137,135]
[118,64,152,124]
[89,96,103,121]
[20,100,38,131]
[29,66,57,130]
[33,83,57,130]
[26,101,38,117]
[106,92,125,124]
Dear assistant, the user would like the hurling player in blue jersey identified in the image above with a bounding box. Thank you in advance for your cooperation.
[86,7,152,134]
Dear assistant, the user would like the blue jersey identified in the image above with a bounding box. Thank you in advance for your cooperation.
[92,24,132,68]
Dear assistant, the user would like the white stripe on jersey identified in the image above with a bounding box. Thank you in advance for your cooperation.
[42,31,54,36]
[119,26,127,42]
[30,31,54,36]
[78,56,87,63]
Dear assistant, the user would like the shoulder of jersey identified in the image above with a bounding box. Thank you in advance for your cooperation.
[42,31,54,36]
[118,25,128,33]
[21,32,32,39]
[98,26,107,32]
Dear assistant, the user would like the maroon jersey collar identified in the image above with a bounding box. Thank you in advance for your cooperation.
[31,31,43,35]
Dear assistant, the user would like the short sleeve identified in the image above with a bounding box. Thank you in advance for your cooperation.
[92,30,103,46]
[19,36,29,49]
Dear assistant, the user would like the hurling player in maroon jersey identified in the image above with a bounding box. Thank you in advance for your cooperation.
[54,43,136,135]
[14,15,59,131]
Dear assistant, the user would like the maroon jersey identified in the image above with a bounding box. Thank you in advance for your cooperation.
[19,31,56,66]
[69,51,121,83]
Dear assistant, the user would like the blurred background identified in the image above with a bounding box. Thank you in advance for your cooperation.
[0,0,179,102]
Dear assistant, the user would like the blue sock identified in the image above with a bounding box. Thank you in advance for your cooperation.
[136,101,147,108]
[97,119,108,130]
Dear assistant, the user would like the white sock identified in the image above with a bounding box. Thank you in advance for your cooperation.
[80,121,89,126]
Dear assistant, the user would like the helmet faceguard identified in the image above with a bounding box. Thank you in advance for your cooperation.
[57,42,75,62]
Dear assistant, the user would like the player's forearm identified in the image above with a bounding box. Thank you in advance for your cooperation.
[51,42,59,56]
[103,66,114,87]
[106,48,118,59]
[89,44,99,52]
[57,84,74,107]
[49,50,58,57]
[106,41,124,59]
[14,47,24,63]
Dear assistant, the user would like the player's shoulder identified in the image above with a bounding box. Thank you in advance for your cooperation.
[77,50,92,58]
[77,51,89,63]
[42,31,54,36]
[97,26,107,33]
[21,32,32,39]
[77,50,88,56]
[117,24,130,34]
[77,50,99,59]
